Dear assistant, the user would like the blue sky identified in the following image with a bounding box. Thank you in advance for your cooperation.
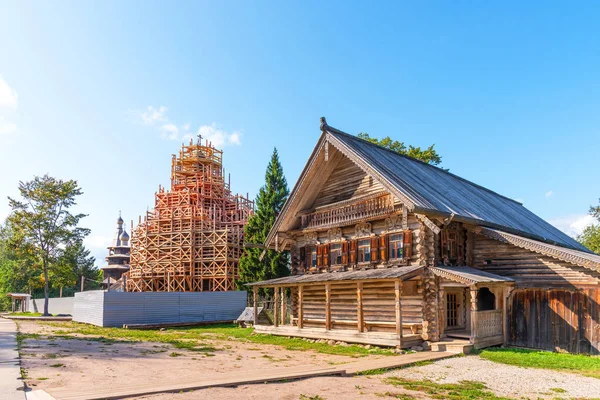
[1,2,599,262]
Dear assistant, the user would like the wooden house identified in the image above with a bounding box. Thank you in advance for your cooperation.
[248,118,600,354]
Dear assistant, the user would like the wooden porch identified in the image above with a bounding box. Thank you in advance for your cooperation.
[249,266,425,348]
[430,266,514,349]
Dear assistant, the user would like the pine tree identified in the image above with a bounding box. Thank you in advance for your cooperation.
[238,148,290,291]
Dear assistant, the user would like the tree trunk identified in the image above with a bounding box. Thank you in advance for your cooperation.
[60,287,63,298]
[43,258,50,316]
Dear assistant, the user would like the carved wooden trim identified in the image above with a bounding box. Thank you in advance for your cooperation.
[326,227,343,243]
[304,231,319,245]
[384,215,403,233]
[415,214,441,235]
[354,221,372,237]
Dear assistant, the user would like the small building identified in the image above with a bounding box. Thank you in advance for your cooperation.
[100,214,131,287]
[7,293,31,313]
[249,118,600,354]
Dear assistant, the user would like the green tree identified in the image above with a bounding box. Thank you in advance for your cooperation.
[0,221,43,311]
[7,175,90,315]
[357,133,442,166]
[54,240,99,296]
[578,198,600,254]
[238,148,290,293]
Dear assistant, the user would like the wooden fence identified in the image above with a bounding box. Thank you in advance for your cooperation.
[508,288,600,354]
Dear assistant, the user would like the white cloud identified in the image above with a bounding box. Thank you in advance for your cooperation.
[0,75,18,135]
[135,105,242,146]
[197,123,242,147]
[160,123,179,140]
[545,190,553,198]
[549,214,596,238]
[140,105,167,125]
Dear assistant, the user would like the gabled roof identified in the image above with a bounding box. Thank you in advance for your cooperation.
[266,119,590,253]
[429,266,514,285]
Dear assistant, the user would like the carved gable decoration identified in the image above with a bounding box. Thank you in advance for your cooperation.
[327,227,343,242]
[304,231,319,245]
[354,221,372,237]
[385,216,403,233]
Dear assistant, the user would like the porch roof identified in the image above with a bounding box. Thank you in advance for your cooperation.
[430,266,514,286]
[246,265,424,287]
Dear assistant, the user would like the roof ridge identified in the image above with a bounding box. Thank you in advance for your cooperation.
[324,125,523,206]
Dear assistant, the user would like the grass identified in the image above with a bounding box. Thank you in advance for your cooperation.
[8,312,46,317]
[477,347,600,379]
[356,360,435,376]
[384,377,513,400]
[40,321,395,357]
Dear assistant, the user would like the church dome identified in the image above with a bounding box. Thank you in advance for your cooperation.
[120,230,130,242]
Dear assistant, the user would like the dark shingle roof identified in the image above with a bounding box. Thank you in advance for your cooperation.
[325,127,589,252]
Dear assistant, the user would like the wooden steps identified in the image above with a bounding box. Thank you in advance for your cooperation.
[429,339,473,354]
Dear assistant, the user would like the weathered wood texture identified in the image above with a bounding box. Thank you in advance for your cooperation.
[471,236,600,288]
[508,288,600,354]
[292,279,423,336]
[311,156,385,209]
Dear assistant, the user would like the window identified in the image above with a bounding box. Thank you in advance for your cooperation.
[311,247,317,267]
[388,233,404,259]
[358,239,371,262]
[330,243,342,265]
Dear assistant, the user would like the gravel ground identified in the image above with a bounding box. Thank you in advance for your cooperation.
[390,355,600,399]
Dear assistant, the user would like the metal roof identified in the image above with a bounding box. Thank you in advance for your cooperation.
[325,126,589,252]
[246,265,424,287]
[429,266,514,285]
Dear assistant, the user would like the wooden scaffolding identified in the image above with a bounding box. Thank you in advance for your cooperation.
[125,138,254,292]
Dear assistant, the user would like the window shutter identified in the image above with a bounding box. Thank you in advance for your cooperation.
[403,230,413,259]
[370,237,379,262]
[379,234,388,261]
[323,244,330,267]
[299,246,306,269]
[304,245,311,269]
[349,240,357,264]
[341,241,349,264]
[316,245,323,267]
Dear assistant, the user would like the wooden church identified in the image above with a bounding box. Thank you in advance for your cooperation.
[248,118,600,354]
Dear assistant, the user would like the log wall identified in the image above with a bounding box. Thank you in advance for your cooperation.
[471,236,600,288]
[292,279,423,335]
[508,288,600,354]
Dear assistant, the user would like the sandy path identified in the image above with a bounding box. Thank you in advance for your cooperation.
[17,321,370,395]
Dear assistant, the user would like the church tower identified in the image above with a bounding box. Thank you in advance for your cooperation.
[100,213,131,286]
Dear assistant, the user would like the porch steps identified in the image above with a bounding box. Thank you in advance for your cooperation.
[429,339,473,354]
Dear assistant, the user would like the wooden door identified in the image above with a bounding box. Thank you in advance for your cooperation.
[446,293,459,328]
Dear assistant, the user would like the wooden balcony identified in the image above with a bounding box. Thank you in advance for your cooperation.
[300,193,395,230]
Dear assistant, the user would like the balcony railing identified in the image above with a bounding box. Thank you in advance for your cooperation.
[300,193,395,230]
[473,309,503,339]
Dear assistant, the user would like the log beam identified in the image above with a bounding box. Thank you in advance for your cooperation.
[298,286,304,328]
[274,287,279,328]
[253,286,258,325]
[325,283,331,330]
[395,280,403,339]
[357,282,364,333]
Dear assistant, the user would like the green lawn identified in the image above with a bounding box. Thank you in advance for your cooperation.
[7,312,46,317]
[384,377,513,400]
[478,347,600,379]
[37,321,395,357]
